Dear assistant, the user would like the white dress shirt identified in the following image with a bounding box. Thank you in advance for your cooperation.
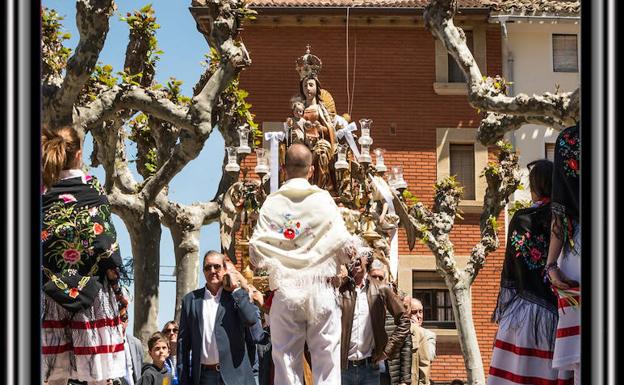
[347,279,374,360]
[123,339,135,385]
[201,287,222,365]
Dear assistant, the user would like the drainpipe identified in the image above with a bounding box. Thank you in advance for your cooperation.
[498,17,518,218]
[499,17,516,149]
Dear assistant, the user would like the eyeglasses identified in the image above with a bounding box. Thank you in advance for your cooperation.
[164,328,179,334]
[203,263,223,272]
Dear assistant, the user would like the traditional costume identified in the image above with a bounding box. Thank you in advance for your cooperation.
[487,199,573,385]
[41,170,126,385]
[249,177,359,385]
[551,124,581,383]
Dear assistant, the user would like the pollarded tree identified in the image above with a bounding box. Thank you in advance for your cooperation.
[390,1,580,384]
[425,0,579,146]
[41,0,255,345]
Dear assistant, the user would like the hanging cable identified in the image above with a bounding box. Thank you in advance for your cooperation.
[345,7,351,115]
[349,36,357,117]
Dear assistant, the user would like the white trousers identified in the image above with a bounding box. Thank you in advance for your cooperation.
[270,288,342,385]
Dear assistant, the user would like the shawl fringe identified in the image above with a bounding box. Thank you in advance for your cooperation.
[492,286,558,349]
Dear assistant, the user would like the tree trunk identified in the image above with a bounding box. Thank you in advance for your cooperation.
[124,208,162,349]
[170,226,201,322]
[448,276,486,385]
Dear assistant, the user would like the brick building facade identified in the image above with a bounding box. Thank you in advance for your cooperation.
[193,1,505,382]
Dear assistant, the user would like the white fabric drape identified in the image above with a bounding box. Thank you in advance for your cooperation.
[250,178,359,312]
[264,131,285,193]
[335,115,361,159]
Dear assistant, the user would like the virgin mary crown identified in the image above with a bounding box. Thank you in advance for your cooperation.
[296,45,322,80]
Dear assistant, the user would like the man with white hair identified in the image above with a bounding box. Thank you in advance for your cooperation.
[249,144,360,385]
[404,297,436,385]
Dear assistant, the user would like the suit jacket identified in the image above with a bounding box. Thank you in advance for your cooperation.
[178,287,258,385]
[410,324,436,385]
[128,335,145,383]
[339,278,411,368]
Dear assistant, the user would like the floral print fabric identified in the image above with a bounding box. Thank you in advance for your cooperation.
[509,229,548,270]
[557,128,580,178]
[42,172,122,286]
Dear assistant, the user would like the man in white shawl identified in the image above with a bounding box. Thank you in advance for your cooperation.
[250,143,358,385]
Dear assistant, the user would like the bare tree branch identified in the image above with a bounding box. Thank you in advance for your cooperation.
[465,142,521,283]
[477,112,567,145]
[423,0,579,131]
[78,86,192,131]
[90,118,139,194]
[48,0,115,126]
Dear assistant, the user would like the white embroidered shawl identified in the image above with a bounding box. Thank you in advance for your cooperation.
[249,178,357,308]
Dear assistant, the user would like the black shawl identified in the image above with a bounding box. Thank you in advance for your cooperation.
[551,123,580,247]
[495,203,557,317]
[42,173,122,284]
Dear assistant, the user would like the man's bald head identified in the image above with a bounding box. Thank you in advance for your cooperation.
[410,298,424,325]
[285,143,313,179]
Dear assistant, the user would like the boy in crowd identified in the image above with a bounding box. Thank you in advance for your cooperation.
[138,332,173,385]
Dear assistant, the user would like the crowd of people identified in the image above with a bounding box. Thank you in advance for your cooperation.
[40,123,580,385]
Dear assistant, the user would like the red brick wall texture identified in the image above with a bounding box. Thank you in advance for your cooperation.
[237,23,504,382]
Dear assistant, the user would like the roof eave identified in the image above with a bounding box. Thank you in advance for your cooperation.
[248,5,491,14]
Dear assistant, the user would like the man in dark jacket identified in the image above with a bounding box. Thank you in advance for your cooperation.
[178,251,258,385]
[339,252,411,385]
[368,262,412,385]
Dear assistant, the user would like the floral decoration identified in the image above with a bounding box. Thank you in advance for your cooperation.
[510,230,548,270]
[558,128,580,178]
[270,213,311,240]
[59,193,77,203]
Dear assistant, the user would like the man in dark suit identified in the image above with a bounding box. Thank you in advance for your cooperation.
[178,250,258,385]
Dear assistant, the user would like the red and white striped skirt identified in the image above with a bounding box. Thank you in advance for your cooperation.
[552,227,581,373]
[487,297,573,385]
[41,280,126,383]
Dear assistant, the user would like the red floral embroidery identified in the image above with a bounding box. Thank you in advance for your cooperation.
[41,230,49,241]
[567,158,579,171]
[93,223,104,235]
[62,249,81,264]
[284,229,296,240]
[68,288,80,298]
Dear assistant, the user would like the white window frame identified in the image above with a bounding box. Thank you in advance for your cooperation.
[436,127,488,212]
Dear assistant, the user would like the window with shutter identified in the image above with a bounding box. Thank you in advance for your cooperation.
[412,270,455,329]
[553,34,578,72]
[449,144,476,200]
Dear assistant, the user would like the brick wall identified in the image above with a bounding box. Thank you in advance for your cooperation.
[238,21,503,383]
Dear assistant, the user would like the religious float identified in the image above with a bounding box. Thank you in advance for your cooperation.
[219,47,412,292]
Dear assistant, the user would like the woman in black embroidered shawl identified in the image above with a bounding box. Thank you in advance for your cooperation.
[544,123,581,384]
[41,126,128,385]
[488,159,572,385]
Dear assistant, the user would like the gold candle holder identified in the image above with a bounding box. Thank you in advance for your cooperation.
[237,222,254,282]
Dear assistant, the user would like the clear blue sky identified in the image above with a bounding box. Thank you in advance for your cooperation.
[44,0,224,334]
